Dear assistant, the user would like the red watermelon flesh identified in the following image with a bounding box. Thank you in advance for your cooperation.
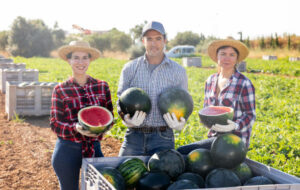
[81,107,111,126]
[78,106,113,134]
[200,106,232,115]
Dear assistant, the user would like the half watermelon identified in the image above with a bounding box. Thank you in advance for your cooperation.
[198,106,234,128]
[78,106,113,134]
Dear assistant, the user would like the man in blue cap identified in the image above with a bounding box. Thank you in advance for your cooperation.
[117,21,189,156]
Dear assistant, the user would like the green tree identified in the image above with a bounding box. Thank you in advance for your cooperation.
[130,21,147,44]
[288,35,291,50]
[8,16,54,57]
[170,31,201,47]
[109,28,132,51]
[237,31,243,42]
[0,31,8,50]
[259,37,265,49]
[52,22,65,48]
[244,36,250,48]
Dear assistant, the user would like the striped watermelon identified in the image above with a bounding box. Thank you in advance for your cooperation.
[118,158,148,188]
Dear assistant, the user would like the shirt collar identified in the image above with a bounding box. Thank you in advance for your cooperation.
[67,75,94,86]
[142,53,171,66]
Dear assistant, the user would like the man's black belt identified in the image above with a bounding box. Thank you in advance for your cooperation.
[130,126,169,133]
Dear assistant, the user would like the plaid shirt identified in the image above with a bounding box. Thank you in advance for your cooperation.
[204,71,256,148]
[50,76,113,157]
[117,55,188,127]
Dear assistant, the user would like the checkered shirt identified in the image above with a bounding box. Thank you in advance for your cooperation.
[50,76,113,157]
[117,55,188,127]
[204,71,256,148]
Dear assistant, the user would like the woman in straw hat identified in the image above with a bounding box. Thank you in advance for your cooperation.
[50,41,114,190]
[178,39,256,153]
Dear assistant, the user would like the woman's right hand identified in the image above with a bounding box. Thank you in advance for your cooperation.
[75,123,100,137]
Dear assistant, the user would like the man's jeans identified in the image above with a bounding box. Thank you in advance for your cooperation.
[119,128,175,156]
[52,138,103,190]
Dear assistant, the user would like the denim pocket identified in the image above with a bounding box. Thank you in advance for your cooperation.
[158,129,174,142]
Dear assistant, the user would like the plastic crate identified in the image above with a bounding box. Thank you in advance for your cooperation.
[0,58,13,64]
[289,57,300,62]
[0,62,26,70]
[262,55,278,60]
[5,81,58,120]
[81,157,300,190]
[237,61,247,72]
[182,57,202,67]
[0,68,38,93]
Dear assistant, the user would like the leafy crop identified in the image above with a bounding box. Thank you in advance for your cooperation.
[13,56,299,177]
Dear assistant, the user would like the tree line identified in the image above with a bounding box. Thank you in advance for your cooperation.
[0,17,299,58]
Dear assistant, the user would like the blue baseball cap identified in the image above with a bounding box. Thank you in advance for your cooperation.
[142,21,166,37]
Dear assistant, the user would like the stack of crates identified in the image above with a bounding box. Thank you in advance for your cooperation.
[5,81,58,120]
[0,68,38,93]
[182,57,202,67]
[0,62,26,70]
[81,156,300,190]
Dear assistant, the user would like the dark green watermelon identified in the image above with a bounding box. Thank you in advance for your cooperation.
[186,148,215,178]
[177,172,205,188]
[244,176,273,186]
[119,87,151,117]
[118,158,148,188]
[232,162,253,184]
[95,167,125,190]
[198,106,233,128]
[136,172,171,190]
[148,149,185,179]
[158,87,194,120]
[205,168,241,188]
[167,179,199,190]
[210,133,247,169]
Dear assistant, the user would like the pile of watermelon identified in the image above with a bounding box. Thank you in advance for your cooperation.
[94,134,274,190]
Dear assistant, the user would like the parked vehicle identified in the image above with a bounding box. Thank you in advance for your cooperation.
[166,45,195,58]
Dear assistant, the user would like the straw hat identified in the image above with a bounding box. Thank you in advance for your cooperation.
[58,41,100,61]
[208,39,249,63]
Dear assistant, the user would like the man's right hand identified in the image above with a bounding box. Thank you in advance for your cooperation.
[123,111,146,127]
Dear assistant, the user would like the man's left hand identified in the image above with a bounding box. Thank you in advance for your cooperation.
[163,113,186,131]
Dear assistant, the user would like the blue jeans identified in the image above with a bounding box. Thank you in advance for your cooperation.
[119,128,175,156]
[176,137,216,155]
[51,138,103,190]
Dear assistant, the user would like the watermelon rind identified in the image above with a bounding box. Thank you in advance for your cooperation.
[205,168,241,188]
[198,106,234,128]
[94,167,126,190]
[78,105,113,134]
[210,134,247,169]
[118,158,148,188]
[158,87,194,120]
[148,149,185,179]
[119,87,152,117]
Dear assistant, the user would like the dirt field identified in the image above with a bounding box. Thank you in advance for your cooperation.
[0,92,122,190]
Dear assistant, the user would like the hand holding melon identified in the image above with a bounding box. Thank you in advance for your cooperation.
[198,106,234,128]
[163,112,186,131]
[123,111,146,127]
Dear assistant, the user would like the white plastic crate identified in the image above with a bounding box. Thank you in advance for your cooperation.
[182,57,202,67]
[5,81,58,120]
[0,68,38,93]
[0,62,26,70]
[0,58,13,64]
[81,156,300,190]
[289,57,300,62]
[237,61,247,72]
[262,55,278,60]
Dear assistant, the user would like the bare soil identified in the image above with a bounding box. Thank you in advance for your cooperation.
[0,92,122,190]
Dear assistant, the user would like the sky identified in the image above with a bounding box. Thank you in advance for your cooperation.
[1,0,299,40]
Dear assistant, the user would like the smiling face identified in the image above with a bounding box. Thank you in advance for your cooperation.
[142,30,166,58]
[68,51,91,76]
[216,46,239,71]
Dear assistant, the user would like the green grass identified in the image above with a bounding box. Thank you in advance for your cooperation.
[12,56,300,177]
